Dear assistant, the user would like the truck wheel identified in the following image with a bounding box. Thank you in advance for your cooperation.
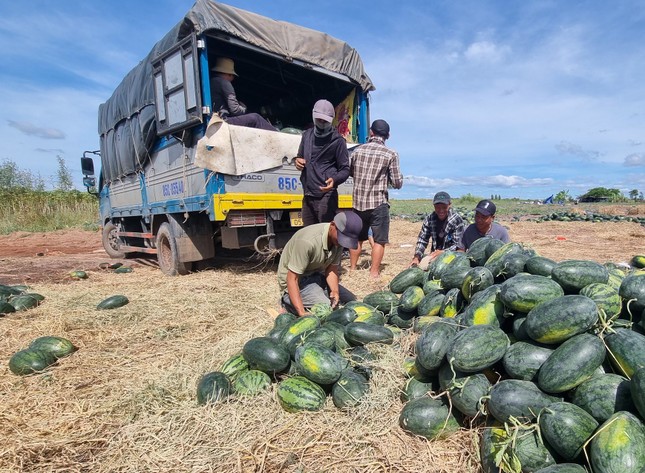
[156,222,190,276]
[102,221,126,258]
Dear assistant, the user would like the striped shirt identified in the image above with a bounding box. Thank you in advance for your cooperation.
[414,209,467,259]
[349,136,403,211]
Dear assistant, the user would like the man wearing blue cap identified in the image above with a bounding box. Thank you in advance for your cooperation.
[278,211,362,316]
[458,199,510,251]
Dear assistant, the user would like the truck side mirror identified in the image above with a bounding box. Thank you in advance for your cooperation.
[81,156,95,177]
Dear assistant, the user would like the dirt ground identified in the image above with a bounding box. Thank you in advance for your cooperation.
[1,217,644,285]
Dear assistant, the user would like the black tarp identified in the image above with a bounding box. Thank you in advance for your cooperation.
[98,0,374,182]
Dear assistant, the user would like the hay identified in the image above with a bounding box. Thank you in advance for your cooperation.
[0,265,479,472]
[2,217,643,471]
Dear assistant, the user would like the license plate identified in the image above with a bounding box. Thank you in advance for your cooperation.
[289,211,303,227]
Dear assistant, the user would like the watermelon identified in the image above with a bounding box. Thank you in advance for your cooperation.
[480,425,512,473]
[502,340,553,381]
[0,284,23,297]
[525,295,598,344]
[525,256,557,277]
[348,346,375,380]
[10,294,43,311]
[280,315,320,346]
[242,337,290,375]
[439,288,465,318]
[446,324,509,373]
[590,411,645,473]
[580,282,622,319]
[0,301,16,314]
[619,272,645,315]
[461,266,494,301]
[499,273,564,313]
[29,336,76,359]
[537,333,606,393]
[511,428,557,472]
[632,255,645,269]
[422,278,443,295]
[604,328,645,377]
[389,267,425,294]
[461,284,505,327]
[69,270,88,279]
[220,353,249,379]
[538,401,599,461]
[413,315,442,333]
[332,369,368,408]
[294,344,345,385]
[196,371,231,405]
[487,379,561,423]
[570,373,636,422]
[399,286,425,312]
[632,367,645,420]
[439,261,471,290]
[8,348,56,375]
[429,251,467,280]
[362,290,399,314]
[465,236,493,267]
[352,304,385,325]
[96,295,129,310]
[416,291,445,317]
[438,363,491,417]
[532,465,587,473]
[399,396,460,440]
[276,376,326,413]
[415,320,459,371]
[400,377,435,402]
[344,322,393,346]
[551,259,609,293]
[326,307,356,326]
[484,238,505,260]
[274,311,298,328]
[483,242,525,279]
[233,369,271,396]
[387,307,417,329]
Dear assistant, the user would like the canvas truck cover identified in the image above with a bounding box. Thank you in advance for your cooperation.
[98,0,375,183]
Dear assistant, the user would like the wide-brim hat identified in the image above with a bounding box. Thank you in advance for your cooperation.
[211,57,238,76]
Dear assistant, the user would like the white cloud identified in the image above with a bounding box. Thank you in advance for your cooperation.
[624,154,645,167]
[464,40,509,63]
[8,120,65,139]
[406,174,553,189]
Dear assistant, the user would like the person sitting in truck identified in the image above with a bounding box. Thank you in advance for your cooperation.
[294,99,350,225]
[210,57,275,131]
[278,211,361,316]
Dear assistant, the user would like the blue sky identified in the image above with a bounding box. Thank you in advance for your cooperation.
[1,1,644,200]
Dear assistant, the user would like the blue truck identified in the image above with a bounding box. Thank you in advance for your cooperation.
[81,0,374,275]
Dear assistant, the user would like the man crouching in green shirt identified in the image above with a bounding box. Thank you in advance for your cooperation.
[278,211,362,316]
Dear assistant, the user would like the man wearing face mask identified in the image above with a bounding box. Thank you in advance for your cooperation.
[294,99,350,225]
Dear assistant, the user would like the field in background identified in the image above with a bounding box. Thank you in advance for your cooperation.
[0,190,98,234]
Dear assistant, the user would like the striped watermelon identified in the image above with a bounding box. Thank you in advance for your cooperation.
[276,376,326,412]
[580,282,622,318]
[233,370,272,396]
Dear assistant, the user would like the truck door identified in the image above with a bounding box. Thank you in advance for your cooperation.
[152,34,203,135]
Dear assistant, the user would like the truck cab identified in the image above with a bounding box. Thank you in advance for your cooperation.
[82,0,374,275]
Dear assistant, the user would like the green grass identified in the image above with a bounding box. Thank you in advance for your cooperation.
[0,189,99,234]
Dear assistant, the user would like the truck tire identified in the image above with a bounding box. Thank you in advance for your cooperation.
[156,222,190,276]
[102,221,126,259]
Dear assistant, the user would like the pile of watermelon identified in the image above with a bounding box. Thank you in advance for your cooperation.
[0,283,45,314]
[196,302,396,410]
[8,336,77,375]
[381,241,645,473]
[532,211,645,225]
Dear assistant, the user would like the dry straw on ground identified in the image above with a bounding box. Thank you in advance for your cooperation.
[1,217,644,472]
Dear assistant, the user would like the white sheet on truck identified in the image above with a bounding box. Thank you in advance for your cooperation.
[195,116,301,175]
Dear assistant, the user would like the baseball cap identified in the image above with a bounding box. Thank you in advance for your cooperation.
[333,211,362,250]
[312,99,335,123]
[370,119,390,137]
[433,191,451,205]
[474,199,496,216]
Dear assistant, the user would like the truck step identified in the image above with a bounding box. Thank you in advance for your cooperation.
[117,231,154,239]
[119,245,157,255]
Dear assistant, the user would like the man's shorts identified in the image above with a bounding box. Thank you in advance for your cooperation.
[354,203,390,244]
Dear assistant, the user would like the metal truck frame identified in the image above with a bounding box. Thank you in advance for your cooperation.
[81,0,374,275]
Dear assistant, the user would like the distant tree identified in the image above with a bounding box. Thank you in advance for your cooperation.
[629,189,639,200]
[56,155,74,191]
[554,190,571,202]
[579,187,624,202]
[0,159,44,190]
[640,192,644,201]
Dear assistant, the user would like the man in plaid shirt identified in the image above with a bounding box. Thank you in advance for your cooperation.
[348,119,403,279]
[410,191,466,269]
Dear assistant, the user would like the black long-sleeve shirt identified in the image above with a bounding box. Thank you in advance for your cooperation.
[297,129,350,198]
